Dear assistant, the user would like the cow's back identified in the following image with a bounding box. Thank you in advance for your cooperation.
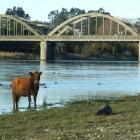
[12,77,34,96]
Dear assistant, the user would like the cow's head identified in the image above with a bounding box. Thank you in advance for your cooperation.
[29,71,42,85]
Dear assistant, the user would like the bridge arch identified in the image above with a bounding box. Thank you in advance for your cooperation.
[0,14,40,36]
[48,13,138,37]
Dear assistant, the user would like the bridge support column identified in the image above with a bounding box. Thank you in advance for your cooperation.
[40,41,47,61]
[139,42,140,62]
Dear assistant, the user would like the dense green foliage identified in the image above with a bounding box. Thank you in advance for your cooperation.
[5,6,30,20]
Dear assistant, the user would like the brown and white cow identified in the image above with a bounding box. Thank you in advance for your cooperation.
[12,71,42,111]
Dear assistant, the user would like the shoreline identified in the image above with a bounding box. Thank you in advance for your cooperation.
[0,51,137,61]
[0,51,39,60]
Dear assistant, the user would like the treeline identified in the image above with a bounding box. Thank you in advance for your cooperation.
[55,41,138,61]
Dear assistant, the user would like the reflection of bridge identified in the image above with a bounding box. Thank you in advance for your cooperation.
[1,13,140,61]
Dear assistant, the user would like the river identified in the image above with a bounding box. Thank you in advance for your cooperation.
[0,60,140,113]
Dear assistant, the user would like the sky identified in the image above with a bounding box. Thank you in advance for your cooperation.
[0,0,140,21]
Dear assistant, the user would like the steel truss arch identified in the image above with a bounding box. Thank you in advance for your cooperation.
[0,14,40,36]
[48,13,138,36]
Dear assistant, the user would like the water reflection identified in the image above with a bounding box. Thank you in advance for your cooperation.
[0,60,140,113]
[40,60,46,71]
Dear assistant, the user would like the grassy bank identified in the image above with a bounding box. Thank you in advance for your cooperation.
[1,95,140,140]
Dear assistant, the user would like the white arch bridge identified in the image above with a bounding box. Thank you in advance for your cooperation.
[1,13,140,61]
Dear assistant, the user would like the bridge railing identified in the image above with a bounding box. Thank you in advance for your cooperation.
[0,35,41,41]
[46,35,140,42]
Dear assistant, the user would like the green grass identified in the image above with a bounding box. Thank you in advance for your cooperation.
[1,95,140,139]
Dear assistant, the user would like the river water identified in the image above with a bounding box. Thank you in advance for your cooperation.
[0,60,140,113]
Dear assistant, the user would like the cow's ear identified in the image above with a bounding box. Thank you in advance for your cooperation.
[40,72,42,75]
[29,72,33,77]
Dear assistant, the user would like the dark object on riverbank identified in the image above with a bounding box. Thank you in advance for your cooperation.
[96,104,112,115]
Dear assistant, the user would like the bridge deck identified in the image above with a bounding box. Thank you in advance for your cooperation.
[1,35,140,42]
[0,36,41,41]
[46,35,140,42]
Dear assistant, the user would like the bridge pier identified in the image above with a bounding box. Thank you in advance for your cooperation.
[139,42,140,62]
[40,41,47,61]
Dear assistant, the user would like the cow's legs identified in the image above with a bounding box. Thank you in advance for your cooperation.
[33,95,37,108]
[28,95,31,108]
[12,92,16,111]
[13,96,16,111]
[12,94,18,111]
[15,96,20,111]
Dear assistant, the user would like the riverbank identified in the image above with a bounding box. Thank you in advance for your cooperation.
[61,53,137,61]
[0,95,140,139]
[0,51,39,60]
[0,51,137,61]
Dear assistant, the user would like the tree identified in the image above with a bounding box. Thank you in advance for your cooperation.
[48,8,86,29]
[97,7,105,13]
[48,8,69,28]
[5,6,30,20]
[56,8,69,26]
[48,10,59,24]
[88,8,110,15]
[69,8,86,18]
